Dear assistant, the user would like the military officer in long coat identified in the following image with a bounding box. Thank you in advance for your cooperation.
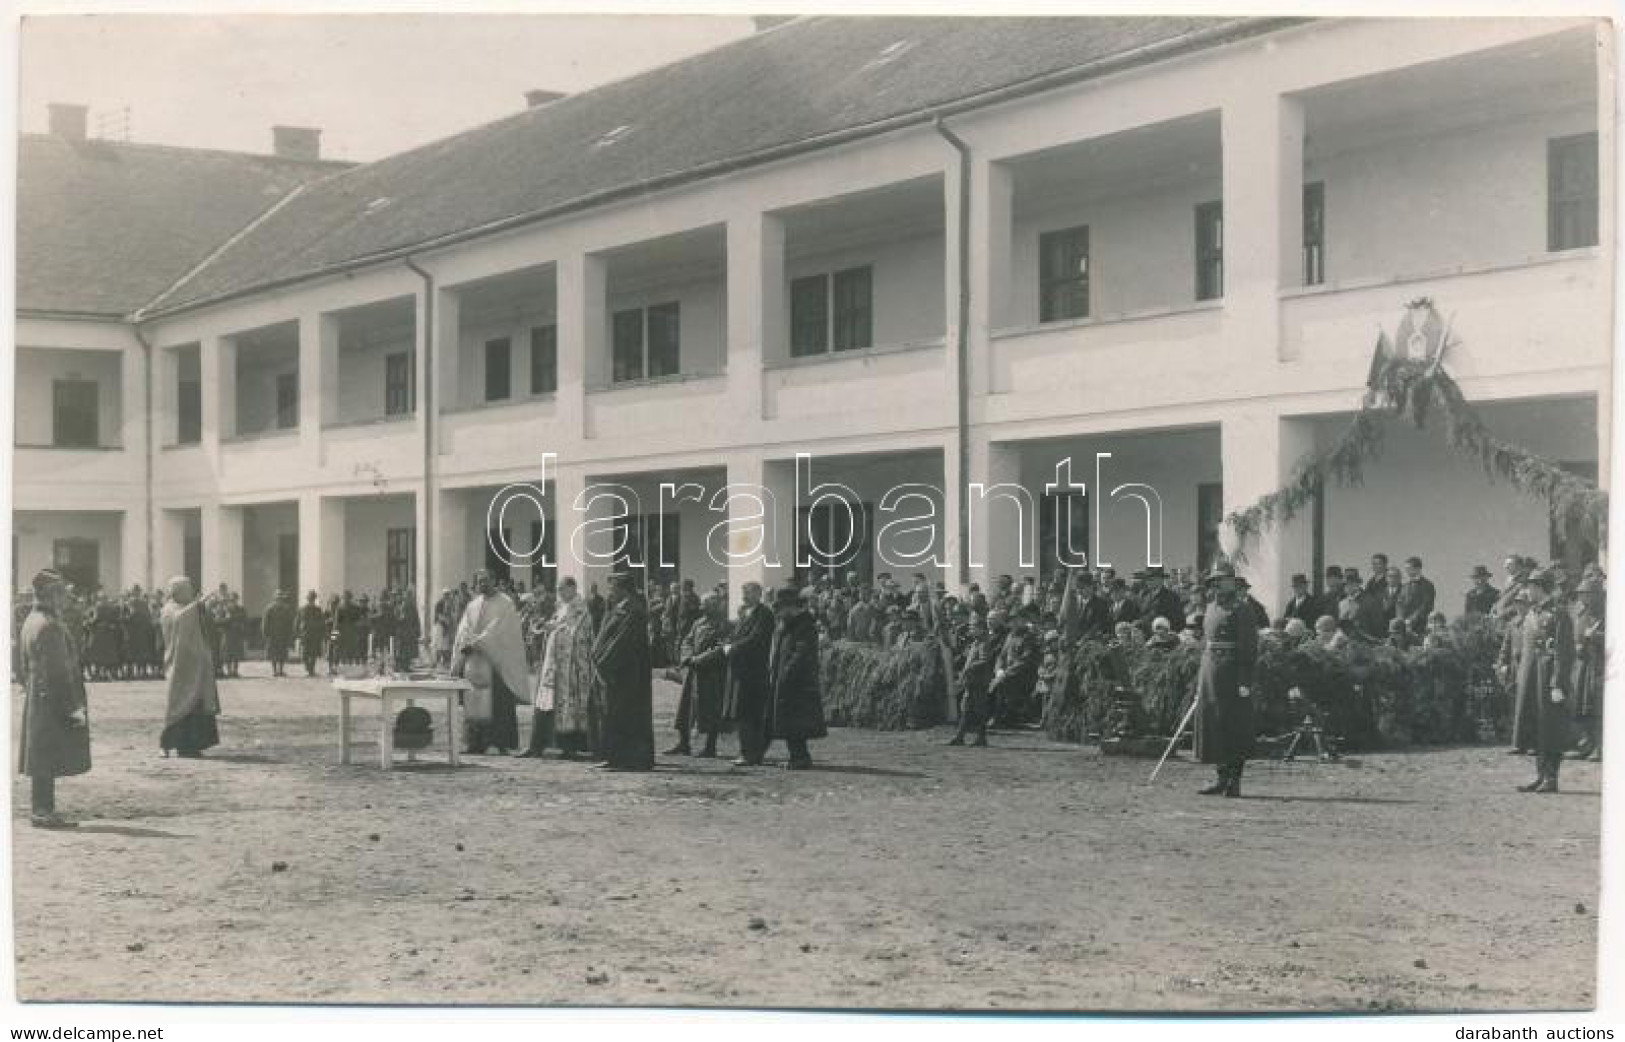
[262,590,295,677]
[1515,568,1576,793]
[946,616,999,747]
[1193,561,1258,798]
[591,572,654,771]
[1571,570,1605,760]
[19,569,92,828]
[766,585,826,769]
[723,581,776,766]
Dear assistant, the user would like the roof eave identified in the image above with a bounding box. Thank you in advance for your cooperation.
[141,15,1307,321]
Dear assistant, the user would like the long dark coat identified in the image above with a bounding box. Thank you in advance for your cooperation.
[1573,602,1605,720]
[767,610,826,741]
[592,593,654,769]
[1515,601,1574,756]
[676,615,729,735]
[722,601,774,723]
[18,607,92,779]
[262,601,295,657]
[296,604,327,654]
[1193,597,1258,765]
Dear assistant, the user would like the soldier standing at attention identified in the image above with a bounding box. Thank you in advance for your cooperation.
[1515,568,1575,794]
[1194,561,1259,798]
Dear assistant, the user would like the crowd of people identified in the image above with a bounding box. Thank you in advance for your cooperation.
[13,545,1606,829]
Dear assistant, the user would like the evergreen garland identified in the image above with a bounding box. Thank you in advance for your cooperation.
[1225,300,1608,553]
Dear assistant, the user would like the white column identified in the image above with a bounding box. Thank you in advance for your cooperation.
[940,432,967,593]
[1222,89,1304,362]
[1598,22,1616,295]
[432,486,470,597]
[966,434,1028,596]
[724,453,794,616]
[299,310,338,461]
[1220,409,1313,614]
[557,252,604,439]
[726,211,784,420]
[200,334,236,466]
[119,341,150,587]
[120,508,150,592]
[154,347,179,447]
[154,509,187,586]
[201,501,244,595]
[552,465,589,594]
[298,492,345,598]
[432,286,462,421]
[966,157,1013,394]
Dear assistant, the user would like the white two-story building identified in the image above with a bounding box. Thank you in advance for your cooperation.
[13,15,1614,621]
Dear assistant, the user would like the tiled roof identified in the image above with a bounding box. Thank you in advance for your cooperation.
[145,16,1292,316]
[16,134,348,318]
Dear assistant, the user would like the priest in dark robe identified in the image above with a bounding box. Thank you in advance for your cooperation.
[19,569,92,828]
[723,581,776,766]
[159,576,222,758]
[1193,561,1258,798]
[591,571,654,771]
[766,585,826,770]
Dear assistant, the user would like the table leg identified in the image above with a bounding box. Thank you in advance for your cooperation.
[381,694,395,771]
[340,693,353,765]
[448,693,461,768]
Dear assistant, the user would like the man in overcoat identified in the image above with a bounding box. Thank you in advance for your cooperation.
[766,585,825,769]
[18,568,91,828]
[723,582,775,766]
[262,590,295,677]
[1515,568,1575,793]
[1194,561,1258,798]
[591,572,654,771]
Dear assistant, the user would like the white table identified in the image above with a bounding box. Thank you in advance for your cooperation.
[333,676,471,770]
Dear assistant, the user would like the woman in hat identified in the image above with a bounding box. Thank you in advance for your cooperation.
[1513,567,1575,793]
[1193,561,1258,798]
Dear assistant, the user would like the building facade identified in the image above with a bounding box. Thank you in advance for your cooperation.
[14,16,1614,623]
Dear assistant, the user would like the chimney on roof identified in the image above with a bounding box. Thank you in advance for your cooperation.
[272,125,321,161]
[48,103,88,141]
[524,89,566,109]
[752,15,795,32]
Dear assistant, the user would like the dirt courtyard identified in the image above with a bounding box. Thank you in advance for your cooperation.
[9,665,1602,1011]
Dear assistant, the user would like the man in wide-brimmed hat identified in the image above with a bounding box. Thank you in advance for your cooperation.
[1464,564,1500,617]
[1193,560,1258,798]
[18,568,91,828]
[1137,565,1183,640]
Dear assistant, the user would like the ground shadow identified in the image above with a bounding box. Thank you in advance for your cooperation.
[804,763,929,779]
[1239,794,1420,806]
[71,824,188,839]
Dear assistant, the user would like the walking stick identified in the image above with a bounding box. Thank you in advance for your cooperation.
[1149,690,1200,784]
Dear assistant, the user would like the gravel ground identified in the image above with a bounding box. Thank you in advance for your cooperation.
[10,663,1602,1011]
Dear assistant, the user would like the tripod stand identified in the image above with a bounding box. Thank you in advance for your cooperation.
[1273,689,1340,762]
